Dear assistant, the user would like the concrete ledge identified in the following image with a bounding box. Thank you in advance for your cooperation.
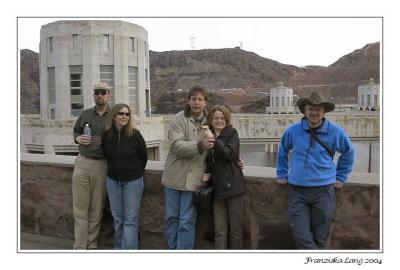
[20,153,76,167]
[20,153,379,185]
[20,232,111,250]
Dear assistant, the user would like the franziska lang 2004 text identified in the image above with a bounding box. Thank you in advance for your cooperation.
[304,256,382,265]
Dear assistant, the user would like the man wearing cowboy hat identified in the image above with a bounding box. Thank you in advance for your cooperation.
[276,91,354,249]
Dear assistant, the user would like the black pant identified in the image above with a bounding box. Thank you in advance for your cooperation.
[213,194,245,249]
[288,184,336,249]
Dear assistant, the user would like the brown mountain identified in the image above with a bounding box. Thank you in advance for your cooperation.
[150,42,379,113]
[20,42,379,114]
[289,42,380,98]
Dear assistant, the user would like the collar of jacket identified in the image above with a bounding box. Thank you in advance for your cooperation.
[215,126,234,137]
[112,123,128,135]
[91,104,111,116]
[301,116,329,134]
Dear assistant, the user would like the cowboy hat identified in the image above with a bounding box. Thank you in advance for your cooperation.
[296,91,335,114]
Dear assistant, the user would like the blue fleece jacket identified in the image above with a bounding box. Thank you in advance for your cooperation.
[277,117,355,187]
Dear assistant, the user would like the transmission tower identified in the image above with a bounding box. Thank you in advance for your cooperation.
[190,37,195,49]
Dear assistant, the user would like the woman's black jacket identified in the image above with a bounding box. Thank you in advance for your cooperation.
[102,126,148,183]
[206,126,246,199]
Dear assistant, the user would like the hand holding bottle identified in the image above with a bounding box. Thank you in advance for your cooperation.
[202,136,215,149]
[77,134,92,145]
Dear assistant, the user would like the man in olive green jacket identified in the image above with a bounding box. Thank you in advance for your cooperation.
[162,85,215,249]
[72,82,111,249]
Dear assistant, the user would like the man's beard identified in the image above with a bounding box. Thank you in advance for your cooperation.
[95,99,106,106]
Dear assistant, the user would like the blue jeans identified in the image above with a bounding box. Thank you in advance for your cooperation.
[288,184,336,249]
[107,176,144,249]
[164,186,197,249]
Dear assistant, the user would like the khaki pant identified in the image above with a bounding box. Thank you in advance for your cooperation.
[213,194,245,249]
[72,154,107,249]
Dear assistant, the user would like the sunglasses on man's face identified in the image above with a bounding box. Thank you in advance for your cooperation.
[94,90,108,96]
[117,112,130,117]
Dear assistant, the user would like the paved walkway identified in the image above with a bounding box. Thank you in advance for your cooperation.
[20,233,111,250]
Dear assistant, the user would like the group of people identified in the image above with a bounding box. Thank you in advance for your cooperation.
[72,83,147,249]
[71,83,354,250]
[161,86,246,249]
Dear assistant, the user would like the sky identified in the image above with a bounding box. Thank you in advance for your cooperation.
[18,17,381,67]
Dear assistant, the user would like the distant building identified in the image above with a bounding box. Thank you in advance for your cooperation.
[40,20,151,119]
[358,78,379,111]
[266,82,295,114]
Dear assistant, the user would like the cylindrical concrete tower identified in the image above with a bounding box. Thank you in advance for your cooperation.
[266,82,294,114]
[39,20,151,119]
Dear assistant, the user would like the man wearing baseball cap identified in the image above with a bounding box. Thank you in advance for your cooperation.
[72,82,112,249]
[276,91,355,249]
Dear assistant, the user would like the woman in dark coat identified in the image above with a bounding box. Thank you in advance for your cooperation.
[102,103,148,249]
[203,105,246,249]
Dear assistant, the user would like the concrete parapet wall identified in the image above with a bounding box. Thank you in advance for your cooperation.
[21,113,379,157]
[231,113,380,139]
[157,113,380,140]
[20,116,166,154]
[20,153,380,249]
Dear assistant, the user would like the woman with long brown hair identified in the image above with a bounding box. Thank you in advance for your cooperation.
[101,103,147,249]
[203,105,246,249]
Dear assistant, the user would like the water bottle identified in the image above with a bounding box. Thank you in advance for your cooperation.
[83,123,91,144]
[83,123,91,136]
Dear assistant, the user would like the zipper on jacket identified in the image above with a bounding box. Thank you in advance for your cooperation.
[118,131,121,183]
[118,131,121,154]
[116,130,121,184]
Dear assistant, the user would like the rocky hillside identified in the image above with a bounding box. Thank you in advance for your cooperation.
[150,42,379,113]
[20,42,379,114]
[149,48,297,96]
[20,49,40,114]
[289,42,380,98]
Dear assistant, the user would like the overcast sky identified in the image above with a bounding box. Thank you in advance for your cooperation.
[18,17,381,67]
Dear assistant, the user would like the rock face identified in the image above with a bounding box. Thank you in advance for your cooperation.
[290,42,380,98]
[150,43,379,113]
[20,161,379,250]
[20,49,40,114]
[20,42,379,114]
